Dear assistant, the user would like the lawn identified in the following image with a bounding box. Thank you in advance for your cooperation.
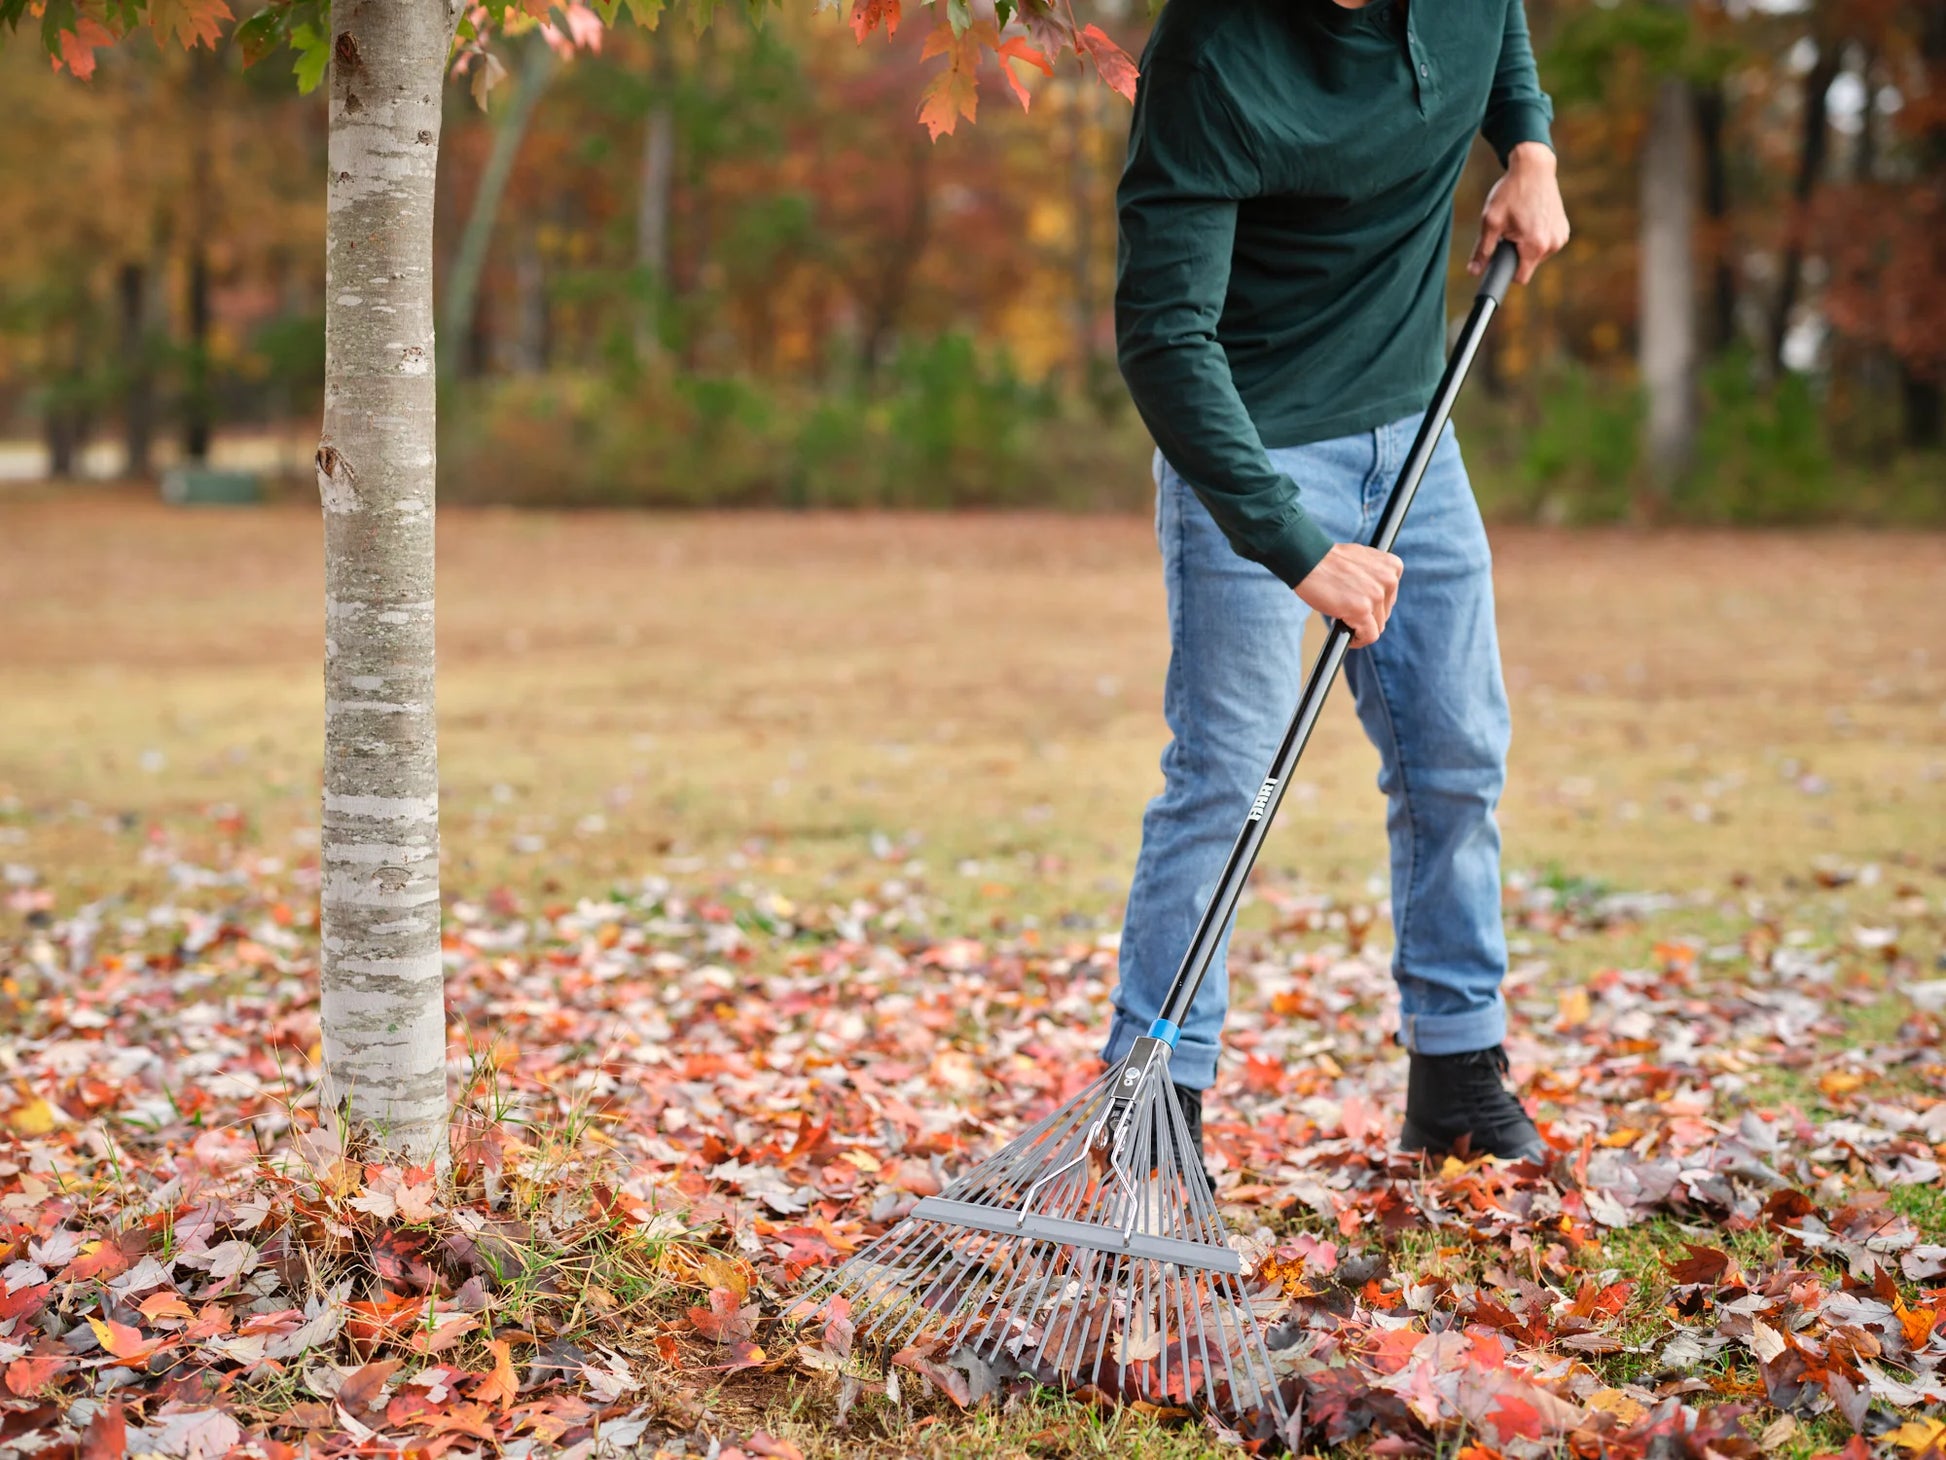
[0,490,1942,1458]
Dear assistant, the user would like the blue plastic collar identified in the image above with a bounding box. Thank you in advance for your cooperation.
[1147,1017,1182,1047]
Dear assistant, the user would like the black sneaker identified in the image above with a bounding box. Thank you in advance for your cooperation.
[1400,1046,1545,1162]
[1173,1083,1216,1193]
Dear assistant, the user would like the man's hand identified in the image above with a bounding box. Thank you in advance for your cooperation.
[1296,544,1404,647]
[1470,141,1569,286]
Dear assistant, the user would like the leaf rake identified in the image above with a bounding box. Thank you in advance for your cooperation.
[792,243,1523,1440]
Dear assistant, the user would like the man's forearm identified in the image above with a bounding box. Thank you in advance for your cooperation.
[1118,329,1337,588]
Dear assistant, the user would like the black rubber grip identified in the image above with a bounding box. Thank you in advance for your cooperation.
[1478,240,1519,305]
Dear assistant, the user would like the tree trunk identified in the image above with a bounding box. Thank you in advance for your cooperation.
[1069,79,1096,392]
[512,227,549,374]
[635,29,676,364]
[1767,47,1839,375]
[1905,0,1946,448]
[1902,367,1943,449]
[440,34,554,382]
[858,135,932,380]
[118,262,155,480]
[317,0,460,1167]
[1639,76,1698,494]
[184,47,216,463]
[1692,79,1737,353]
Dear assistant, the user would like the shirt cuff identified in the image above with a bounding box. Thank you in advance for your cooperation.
[1255,505,1338,588]
[1482,103,1554,168]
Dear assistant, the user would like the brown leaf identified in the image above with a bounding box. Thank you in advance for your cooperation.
[822,1295,855,1362]
[893,1346,972,1406]
[80,1399,126,1460]
[1664,1242,1732,1285]
[408,1312,480,1354]
[335,1359,401,1417]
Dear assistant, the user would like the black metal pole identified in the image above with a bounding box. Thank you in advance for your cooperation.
[1154,242,1520,1035]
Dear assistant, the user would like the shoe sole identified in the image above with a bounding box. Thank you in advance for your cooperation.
[1399,1118,1543,1163]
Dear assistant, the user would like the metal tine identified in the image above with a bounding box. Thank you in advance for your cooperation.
[881,1231,995,1350]
[810,1064,1290,1433]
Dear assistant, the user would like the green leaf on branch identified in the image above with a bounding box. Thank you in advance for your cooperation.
[291,21,329,91]
[945,0,969,36]
[234,10,280,65]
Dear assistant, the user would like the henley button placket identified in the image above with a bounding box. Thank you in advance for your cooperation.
[1405,23,1433,116]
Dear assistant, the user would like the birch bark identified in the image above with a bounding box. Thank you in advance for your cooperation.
[316,0,462,1165]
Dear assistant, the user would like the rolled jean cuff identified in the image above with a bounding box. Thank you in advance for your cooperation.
[1397,998,1507,1056]
[1101,1010,1219,1091]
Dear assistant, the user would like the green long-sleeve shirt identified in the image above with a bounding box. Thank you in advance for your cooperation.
[1114,0,1554,586]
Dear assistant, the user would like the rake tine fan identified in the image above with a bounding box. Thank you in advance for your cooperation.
[792,243,1523,1440]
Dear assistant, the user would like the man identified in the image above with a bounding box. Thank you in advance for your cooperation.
[1105,0,1570,1163]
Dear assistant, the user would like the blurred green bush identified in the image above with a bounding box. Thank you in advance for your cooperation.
[442,335,1156,511]
[443,339,1941,526]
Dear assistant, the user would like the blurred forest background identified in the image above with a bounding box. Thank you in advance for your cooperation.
[2,0,1942,523]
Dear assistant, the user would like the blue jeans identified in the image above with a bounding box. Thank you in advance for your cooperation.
[1103,413,1512,1090]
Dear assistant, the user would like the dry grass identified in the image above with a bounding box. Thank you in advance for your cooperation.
[2,489,1943,1458]
[2,488,1940,913]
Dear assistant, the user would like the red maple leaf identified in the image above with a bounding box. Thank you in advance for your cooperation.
[849,0,900,44]
[687,1287,758,1345]
[1075,24,1138,102]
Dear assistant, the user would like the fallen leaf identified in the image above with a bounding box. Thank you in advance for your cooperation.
[5,1354,68,1396]
[688,1286,758,1346]
[475,1339,518,1410]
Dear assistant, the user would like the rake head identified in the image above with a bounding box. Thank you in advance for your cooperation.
[792,1036,1293,1437]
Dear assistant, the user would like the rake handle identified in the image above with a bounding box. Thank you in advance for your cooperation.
[1153,241,1519,1036]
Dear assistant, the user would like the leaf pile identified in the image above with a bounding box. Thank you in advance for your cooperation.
[0,830,1941,1456]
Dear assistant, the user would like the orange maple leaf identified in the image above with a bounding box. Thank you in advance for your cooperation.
[917,22,985,140]
[474,1339,520,1411]
[995,36,1052,111]
[54,18,116,80]
[148,0,232,49]
[917,67,978,140]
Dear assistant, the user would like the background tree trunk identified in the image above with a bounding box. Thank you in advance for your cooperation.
[1766,46,1839,375]
[317,0,460,1166]
[635,29,676,364]
[1904,0,1945,448]
[1639,75,1698,494]
[441,34,555,382]
[1692,79,1738,353]
[1068,80,1097,395]
[118,261,155,480]
[183,46,216,464]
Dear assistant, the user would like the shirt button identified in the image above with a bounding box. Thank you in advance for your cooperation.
[1419,62,1429,76]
